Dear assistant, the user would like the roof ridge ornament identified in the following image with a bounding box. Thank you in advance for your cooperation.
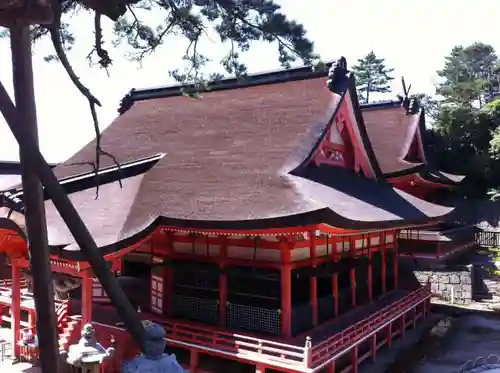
[397,76,420,115]
[327,56,348,93]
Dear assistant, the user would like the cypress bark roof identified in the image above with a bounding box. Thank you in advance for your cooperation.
[0,63,459,257]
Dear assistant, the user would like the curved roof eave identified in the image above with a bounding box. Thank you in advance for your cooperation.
[55,205,451,261]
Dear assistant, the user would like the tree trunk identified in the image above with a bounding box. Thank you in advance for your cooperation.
[0,80,147,350]
[366,79,371,104]
[10,25,59,372]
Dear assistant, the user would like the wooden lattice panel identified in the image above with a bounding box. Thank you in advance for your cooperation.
[227,303,281,335]
[92,277,109,302]
[150,275,164,314]
[0,0,52,26]
[172,295,219,325]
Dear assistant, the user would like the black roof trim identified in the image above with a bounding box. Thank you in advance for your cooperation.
[0,160,57,175]
[5,153,165,212]
[383,164,427,179]
[118,61,406,115]
[360,100,402,110]
[118,62,336,115]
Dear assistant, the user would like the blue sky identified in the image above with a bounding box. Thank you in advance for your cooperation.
[0,0,499,162]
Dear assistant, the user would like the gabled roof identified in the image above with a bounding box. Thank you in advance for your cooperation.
[356,99,465,184]
[0,62,458,258]
[361,102,423,174]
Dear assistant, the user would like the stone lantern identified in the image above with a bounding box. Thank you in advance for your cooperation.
[66,323,115,373]
[122,320,187,373]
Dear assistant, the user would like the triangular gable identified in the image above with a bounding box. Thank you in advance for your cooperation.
[404,111,427,163]
[312,103,353,169]
[309,69,379,180]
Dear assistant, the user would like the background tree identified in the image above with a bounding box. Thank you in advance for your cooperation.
[351,51,394,103]
[437,42,500,108]
[422,42,500,200]
[0,0,319,171]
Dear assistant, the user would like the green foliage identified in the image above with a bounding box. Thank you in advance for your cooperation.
[351,51,394,103]
[0,0,319,181]
[436,42,500,107]
[425,43,500,200]
[1,0,318,84]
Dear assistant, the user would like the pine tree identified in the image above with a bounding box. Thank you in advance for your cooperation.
[0,0,319,172]
[437,42,500,108]
[351,51,395,103]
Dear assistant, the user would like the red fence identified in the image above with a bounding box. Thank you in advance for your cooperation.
[164,320,307,367]
[93,286,430,373]
[0,276,27,289]
[309,285,431,368]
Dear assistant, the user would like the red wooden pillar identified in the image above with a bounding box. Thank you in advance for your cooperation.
[351,344,359,373]
[219,236,228,327]
[436,242,441,260]
[256,364,266,373]
[368,244,373,302]
[165,231,174,317]
[326,361,335,373]
[394,236,399,288]
[81,270,93,325]
[11,258,21,356]
[381,245,387,294]
[310,232,318,326]
[332,273,339,316]
[400,315,405,338]
[350,268,356,307]
[281,246,292,338]
[413,307,417,328]
[190,349,199,373]
[386,322,392,348]
[28,310,35,329]
[370,334,377,361]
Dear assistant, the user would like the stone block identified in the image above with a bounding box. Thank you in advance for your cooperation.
[462,276,472,285]
[438,283,448,291]
[462,284,472,292]
[449,274,461,284]
[446,284,457,292]
[416,274,429,283]
[439,275,450,284]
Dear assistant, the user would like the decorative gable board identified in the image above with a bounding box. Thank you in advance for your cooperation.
[313,113,348,168]
[310,91,376,179]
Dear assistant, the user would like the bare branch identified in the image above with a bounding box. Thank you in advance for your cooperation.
[48,4,122,198]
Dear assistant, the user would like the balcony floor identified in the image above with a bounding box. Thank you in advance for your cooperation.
[69,288,413,349]
[291,289,410,346]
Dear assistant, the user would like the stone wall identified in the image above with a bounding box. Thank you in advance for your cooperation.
[414,267,473,304]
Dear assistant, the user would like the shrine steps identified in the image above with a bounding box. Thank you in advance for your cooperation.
[58,316,81,352]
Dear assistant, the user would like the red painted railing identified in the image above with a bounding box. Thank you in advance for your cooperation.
[0,276,27,289]
[309,285,431,368]
[163,320,307,367]
[94,286,430,373]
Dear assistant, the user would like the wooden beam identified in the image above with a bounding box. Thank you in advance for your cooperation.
[0,66,146,350]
